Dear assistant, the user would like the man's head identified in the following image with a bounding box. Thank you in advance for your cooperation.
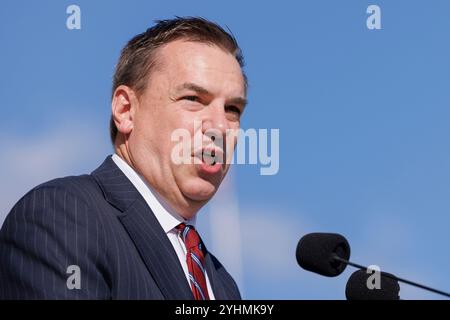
[111,17,247,219]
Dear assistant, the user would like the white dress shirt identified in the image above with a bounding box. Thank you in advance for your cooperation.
[112,154,215,299]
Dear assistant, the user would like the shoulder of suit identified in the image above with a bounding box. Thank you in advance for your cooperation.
[23,174,103,209]
[3,174,115,236]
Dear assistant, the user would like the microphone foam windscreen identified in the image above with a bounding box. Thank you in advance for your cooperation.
[296,233,351,277]
[345,269,400,300]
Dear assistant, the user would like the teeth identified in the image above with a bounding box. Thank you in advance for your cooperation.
[203,150,214,157]
[202,150,216,165]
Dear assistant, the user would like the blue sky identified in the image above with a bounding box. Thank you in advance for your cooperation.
[1,0,449,299]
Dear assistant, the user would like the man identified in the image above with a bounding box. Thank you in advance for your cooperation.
[0,17,247,299]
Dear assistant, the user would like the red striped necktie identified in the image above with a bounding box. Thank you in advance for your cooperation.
[176,223,210,300]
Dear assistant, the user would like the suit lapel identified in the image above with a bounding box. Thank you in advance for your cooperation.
[118,198,193,299]
[204,252,227,299]
[91,156,193,300]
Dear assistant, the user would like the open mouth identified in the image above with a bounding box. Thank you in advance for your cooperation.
[193,148,224,166]
[202,149,216,165]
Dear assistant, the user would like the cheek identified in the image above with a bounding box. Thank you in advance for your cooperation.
[228,120,241,130]
[174,115,200,146]
[166,115,198,161]
[181,112,200,131]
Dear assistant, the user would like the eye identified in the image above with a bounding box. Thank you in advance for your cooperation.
[225,105,241,116]
[182,96,199,102]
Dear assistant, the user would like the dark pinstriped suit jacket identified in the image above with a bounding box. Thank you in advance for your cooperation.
[0,156,241,299]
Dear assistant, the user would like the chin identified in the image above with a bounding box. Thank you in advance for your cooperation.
[181,177,219,202]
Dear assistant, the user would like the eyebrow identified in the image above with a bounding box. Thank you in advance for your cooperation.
[175,82,210,95]
[175,82,248,107]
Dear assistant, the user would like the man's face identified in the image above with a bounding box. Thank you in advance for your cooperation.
[127,40,246,217]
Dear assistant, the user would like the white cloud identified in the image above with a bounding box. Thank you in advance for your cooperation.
[0,119,110,226]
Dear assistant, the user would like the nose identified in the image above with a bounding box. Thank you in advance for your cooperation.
[201,102,228,138]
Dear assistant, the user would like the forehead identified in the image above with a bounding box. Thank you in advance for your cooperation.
[153,40,246,96]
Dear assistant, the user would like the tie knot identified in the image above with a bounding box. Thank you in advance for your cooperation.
[176,223,202,250]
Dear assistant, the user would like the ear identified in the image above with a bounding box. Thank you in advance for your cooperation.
[111,85,138,136]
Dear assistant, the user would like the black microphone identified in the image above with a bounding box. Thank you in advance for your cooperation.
[296,233,350,277]
[345,269,400,300]
[296,232,450,298]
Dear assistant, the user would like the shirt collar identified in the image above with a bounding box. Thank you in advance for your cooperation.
[111,154,196,233]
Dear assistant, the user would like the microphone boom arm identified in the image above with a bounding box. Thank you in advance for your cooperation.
[332,254,450,298]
